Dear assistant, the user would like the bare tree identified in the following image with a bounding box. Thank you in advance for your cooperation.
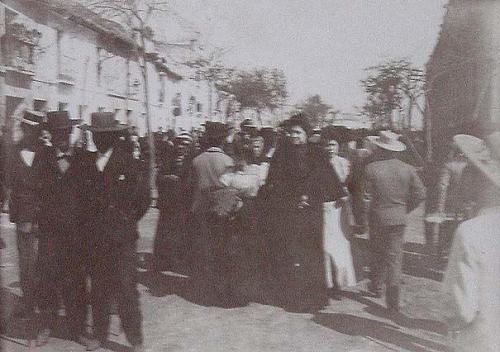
[80,0,172,189]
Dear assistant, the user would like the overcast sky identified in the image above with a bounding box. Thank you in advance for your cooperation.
[169,0,448,112]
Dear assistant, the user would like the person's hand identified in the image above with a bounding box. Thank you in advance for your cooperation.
[165,174,180,181]
[298,195,310,209]
[18,222,32,233]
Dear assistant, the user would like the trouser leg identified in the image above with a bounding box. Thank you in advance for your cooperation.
[62,241,88,337]
[385,225,405,310]
[116,242,143,346]
[90,245,112,342]
[16,227,38,315]
[37,235,63,328]
[368,226,386,293]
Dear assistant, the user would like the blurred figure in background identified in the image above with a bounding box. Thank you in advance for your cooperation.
[154,131,194,271]
[443,133,500,352]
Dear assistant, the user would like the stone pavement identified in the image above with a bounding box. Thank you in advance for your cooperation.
[1,208,451,352]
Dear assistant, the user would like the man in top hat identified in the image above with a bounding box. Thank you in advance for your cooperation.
[32,111,95,347]
[78,112,150,351]
[8,107,45,344]
[441,132,500,352]
[362,130,426,316]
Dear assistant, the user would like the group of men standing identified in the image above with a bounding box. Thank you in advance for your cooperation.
[9,108,149,351]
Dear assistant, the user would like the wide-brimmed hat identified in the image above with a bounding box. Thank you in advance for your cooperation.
[18,110,45,127]
[81,112,129,133]
[176,131,193,143]
[240,118,258,131]
[45,111,81,132]
[453,132,500,188]
[372,130,406,152]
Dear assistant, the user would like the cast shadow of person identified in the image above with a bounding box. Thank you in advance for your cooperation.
[1,288,130,352]
[342,291,447,336]
[313,313,450,352]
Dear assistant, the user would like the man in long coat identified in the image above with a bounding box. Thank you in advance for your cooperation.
[32,111,94,347]
[8,108,45,344]
[79,113,150,352]
[363,131,426,315]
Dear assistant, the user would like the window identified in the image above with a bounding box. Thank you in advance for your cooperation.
[159,74,165,103]
[34,100,47,112]
[78,105,87,122]
[98,106,105,112]
[58,102,68,111]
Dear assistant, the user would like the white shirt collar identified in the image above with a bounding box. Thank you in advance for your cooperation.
[20,149,35,167]
[96,148,113,172]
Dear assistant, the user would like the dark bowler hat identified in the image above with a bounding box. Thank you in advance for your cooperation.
[205,121,229,139]
[19,110,45,127]
[82,112,129,133]
[45,111,80,132]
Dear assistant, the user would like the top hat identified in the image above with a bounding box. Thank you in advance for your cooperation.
[82,112,129,133]
[45,111,80,132]
[19,110,45,127]
[454,132,500,188]
[372,130,406,152]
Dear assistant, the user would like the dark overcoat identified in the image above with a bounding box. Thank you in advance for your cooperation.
[264,143,346,308]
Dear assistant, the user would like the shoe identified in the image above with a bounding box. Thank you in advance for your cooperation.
[35,328,51,347]
[74,335,101,351]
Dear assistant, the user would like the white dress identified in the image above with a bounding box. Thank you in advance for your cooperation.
[443,206,500,352]
[323,155,356,289]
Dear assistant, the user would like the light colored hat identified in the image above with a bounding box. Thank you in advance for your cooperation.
[372,130,406,152]
[176,131,193,143]
[453,132,500,188]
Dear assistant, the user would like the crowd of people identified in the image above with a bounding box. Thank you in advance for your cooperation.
[2,103,499,352]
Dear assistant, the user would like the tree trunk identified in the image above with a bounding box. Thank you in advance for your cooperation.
[139,33,156,191]
[208,81,213,121]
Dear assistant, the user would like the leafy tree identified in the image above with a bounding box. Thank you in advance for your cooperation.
[295,94,334,127]
[361,59,425,130]
[217,68,288,123]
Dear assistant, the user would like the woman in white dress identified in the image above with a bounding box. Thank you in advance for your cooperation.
[321,133,357,300]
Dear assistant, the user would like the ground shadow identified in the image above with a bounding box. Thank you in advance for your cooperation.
[351,237,444,282]
[313,313,449,352]
[342,291,447,336]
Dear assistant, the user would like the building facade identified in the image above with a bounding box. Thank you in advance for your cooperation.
[0,0,217,140]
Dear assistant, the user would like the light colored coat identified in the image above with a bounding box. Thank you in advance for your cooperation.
[443,206,500,352]
[191,147,234,213]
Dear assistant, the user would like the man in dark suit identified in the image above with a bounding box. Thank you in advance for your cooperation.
[8,108,45,345]
[79,113,150,352]
[32,111,95,347]
[363,131,426,315]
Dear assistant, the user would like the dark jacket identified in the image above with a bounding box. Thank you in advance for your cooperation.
[9,146,40,224]
[80,145,150,243]
[156,154,192,214]
[33,146,85,235]
[363,158,426,226]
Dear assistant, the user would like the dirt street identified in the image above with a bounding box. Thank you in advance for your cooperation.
[1,207,451,352]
